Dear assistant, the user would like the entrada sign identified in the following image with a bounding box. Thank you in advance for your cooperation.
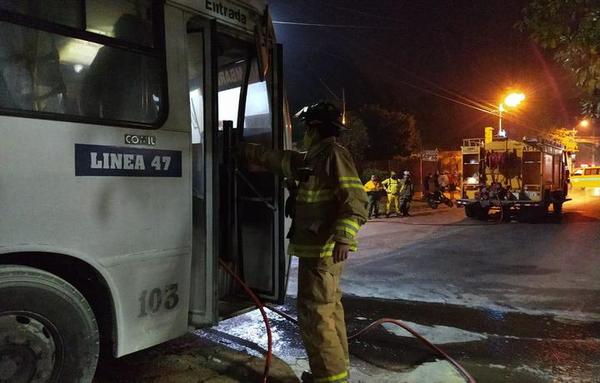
[203,0,256,31]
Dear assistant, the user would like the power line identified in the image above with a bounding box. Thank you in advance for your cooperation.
[273,20,399,30]
[320,3,402,22]
[275,19,548,135]
[330,33,498,116]
[279,24,498,115]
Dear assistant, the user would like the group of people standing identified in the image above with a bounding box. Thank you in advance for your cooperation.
[363,171,415,219]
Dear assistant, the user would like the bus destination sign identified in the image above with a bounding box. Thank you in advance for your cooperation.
[75,144,182,177]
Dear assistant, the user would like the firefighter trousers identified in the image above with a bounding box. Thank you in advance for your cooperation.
[298,256,349,383]
[386,194,400,215]
[400,197,411,215]
[367,192,380,218]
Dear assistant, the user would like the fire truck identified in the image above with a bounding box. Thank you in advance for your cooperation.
[457,128,570,222]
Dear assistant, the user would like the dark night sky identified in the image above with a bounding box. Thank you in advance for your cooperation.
[269,0,582,149]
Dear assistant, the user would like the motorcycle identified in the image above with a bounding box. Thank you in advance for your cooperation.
[423,190,454,209]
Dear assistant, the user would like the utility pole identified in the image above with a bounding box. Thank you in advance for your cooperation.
[593,123,596,166]
[342,88,346,125]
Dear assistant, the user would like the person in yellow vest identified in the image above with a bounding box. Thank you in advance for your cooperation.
[382,171,401,217]
[240,102,367,383]
[363,175,383,219]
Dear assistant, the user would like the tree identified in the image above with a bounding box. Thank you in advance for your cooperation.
[549,127,578,152]
[358,105,421,160]
[337,111,369,167]
[519,0,600,117]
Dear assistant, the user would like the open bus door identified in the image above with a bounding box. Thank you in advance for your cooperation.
[186,14,287,327]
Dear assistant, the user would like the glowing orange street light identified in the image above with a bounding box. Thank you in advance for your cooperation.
[578,119,596,165]
[504,92,526,108]
[498,92,525,137]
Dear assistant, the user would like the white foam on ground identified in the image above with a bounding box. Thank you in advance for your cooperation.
[381,320,488,344]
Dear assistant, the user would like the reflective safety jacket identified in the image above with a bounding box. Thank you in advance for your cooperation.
[243,137,368,257]
[363,180,383,194]
[382,177,401,194]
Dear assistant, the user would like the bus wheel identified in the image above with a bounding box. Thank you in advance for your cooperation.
[0,265,99,383]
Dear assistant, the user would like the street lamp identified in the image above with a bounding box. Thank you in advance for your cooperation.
[498,92,525,137]
[577,119,596,165]
[580,119,590,129]
[572,119,589,139]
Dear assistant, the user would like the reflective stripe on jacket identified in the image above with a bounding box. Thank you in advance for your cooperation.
[243,138,368,257]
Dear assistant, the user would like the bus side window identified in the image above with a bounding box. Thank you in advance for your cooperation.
[80,14,161,122]
[86,0,154,47]
[0,1,165,127]
[0,22,65,113]
[0,19,162,123]
[0,0,82,28]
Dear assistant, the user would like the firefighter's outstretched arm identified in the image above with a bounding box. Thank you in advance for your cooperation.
[241,143,304,178]
[331,147,368,263]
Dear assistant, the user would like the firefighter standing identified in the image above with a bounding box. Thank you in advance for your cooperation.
[240,102,367,383]
[382,171,401,217]
[399,170,415,216]
[363,175,383,219]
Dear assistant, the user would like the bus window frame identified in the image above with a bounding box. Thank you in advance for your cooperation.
[0,0,169,130]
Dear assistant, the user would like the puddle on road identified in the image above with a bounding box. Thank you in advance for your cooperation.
[339,295,600,382]
[341,295,600,341]
[95,294,600,382]
[208,295,600,382]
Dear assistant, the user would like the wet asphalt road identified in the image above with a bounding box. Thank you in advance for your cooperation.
[95,189,600,382]
[339,189,600,324]
[245,189,600,382]
[301,188,600,382]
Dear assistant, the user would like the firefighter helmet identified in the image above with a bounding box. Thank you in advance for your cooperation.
[295,102,348,131]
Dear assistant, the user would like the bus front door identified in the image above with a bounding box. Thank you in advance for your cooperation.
[187,15,287,326]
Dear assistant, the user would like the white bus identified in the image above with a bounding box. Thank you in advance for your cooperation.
[0,1,291,381]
